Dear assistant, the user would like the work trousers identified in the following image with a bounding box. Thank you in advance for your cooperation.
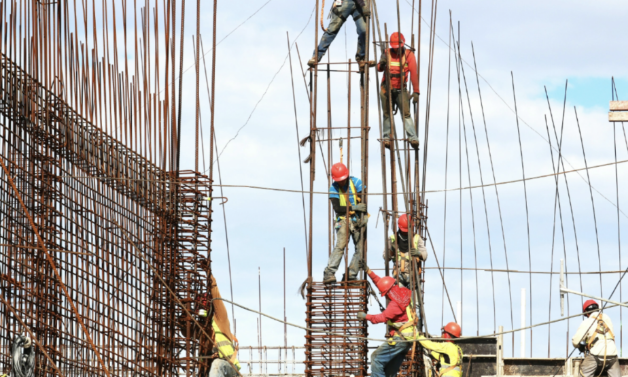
[380,87,418,142]
[371,336,412,377]
[580,354,621,377]
[324,219,364,280]
[208,359,238,377]
[313,0,366,61]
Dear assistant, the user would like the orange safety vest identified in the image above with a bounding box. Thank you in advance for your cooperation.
[386,49,411,89]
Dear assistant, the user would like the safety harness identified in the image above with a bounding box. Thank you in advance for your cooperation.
[579,314,614,377]
[586,314,614,350]
[337,179,358,221]
[437,345,463,377]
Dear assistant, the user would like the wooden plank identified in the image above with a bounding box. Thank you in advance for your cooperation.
[609,112,628,122]
[610,101,628,111]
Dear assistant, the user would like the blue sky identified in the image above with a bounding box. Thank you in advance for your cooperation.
[46,0,628,371]
[182,0,628,368]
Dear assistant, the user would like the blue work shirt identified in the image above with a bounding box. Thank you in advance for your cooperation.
[329,176,363,220]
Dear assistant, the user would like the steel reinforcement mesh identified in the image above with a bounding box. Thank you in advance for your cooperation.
[0,54,212,376]
[305,282,369,377]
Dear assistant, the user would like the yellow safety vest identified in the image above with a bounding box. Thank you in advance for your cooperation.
[389,234,420,275]
[387,301,418,340]
[337,179,358,220]
[212,321,241,370]
[417,336,463,377]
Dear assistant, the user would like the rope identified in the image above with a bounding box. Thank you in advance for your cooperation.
[211,298,628,344]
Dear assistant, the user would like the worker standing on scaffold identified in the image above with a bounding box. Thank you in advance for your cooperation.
[378,32,420,150]
[324,162,368,284]
[307,0,372,70]
[572,300,620,377]
[358,267,416,377]
[385,214,428,288]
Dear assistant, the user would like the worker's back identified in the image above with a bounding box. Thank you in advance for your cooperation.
[572,312,617,357]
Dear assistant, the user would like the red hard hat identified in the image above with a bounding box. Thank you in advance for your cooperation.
[331,163,349,182]
[583,299,599,313]
[390,32,406,49]
[442,322,461,338]
[376,276,396,297]
[398,214,409,232]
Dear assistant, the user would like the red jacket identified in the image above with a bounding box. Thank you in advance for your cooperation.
[366,271,411,335]
[377,48,419,93]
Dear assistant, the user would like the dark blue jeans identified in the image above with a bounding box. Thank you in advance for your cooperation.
[312,0,367,61]
[371,336,412,377]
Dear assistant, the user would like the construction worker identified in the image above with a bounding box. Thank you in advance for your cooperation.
[385,213,427,288]
[358,267,416,377]
[572,300,619,377]
[377,32,420,149]
[307,0,371,69]
[324,162,367,284]
[416,323,463,377]
[193,276,241,377]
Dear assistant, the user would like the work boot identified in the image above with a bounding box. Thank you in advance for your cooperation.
[383,140,391,150]
[308,55,322,68]
[341,274,361,286]
[323,275,336,285]
[357,59,375,72]
[410,139,419,150]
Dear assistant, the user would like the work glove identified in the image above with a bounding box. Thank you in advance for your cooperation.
[378,53,388,67]
[353,203,367,212]
[357,312,367,320]
[362,8,371,17]
[411,92,420,104]
[357,215,369,228]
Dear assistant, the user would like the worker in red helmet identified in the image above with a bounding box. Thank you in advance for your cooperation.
[307,0,372,70]
[415,323,463,377]
[385,213,427,288]
[572,300,619,377]
[377,32,420,150]
[358,267,417,377]
[324,162,368,284]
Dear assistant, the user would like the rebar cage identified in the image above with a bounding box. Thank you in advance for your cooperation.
[0,53,212,376]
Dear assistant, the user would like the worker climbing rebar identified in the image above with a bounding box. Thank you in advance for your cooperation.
[308,0,372,70]
[385,213,427,288]
[572,300,619,377]
[378,32,420,150]
[324,162,368,284]
[188,276,241,377]
[358,267,416,377]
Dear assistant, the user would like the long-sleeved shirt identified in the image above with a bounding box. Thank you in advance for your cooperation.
[365,271,409,334]
[388,231,428,261]
[571,312,617,356]
[416,336,463,377]
[377,49,419,93]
